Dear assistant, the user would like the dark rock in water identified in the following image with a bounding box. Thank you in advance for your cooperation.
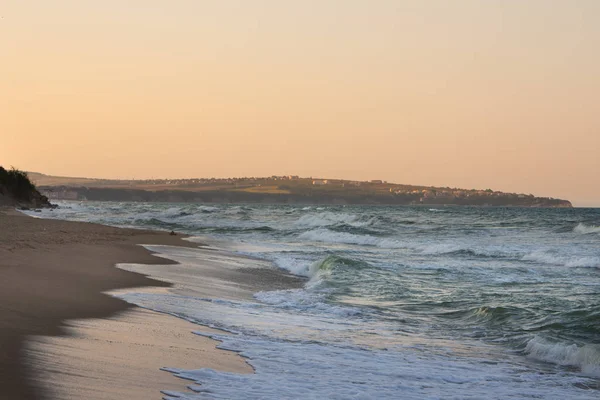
[20,206,30,211]
[34,209,42,213]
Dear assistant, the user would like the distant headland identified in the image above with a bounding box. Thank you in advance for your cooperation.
[28,172,572,208]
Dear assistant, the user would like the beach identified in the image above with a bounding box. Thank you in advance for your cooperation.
[0,208,275,399]
[3,202,599,399]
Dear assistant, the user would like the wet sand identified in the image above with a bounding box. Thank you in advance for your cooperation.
[26,307,251,399]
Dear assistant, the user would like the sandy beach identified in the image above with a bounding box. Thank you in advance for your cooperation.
[0,208,262,399]
[25,307,252,399]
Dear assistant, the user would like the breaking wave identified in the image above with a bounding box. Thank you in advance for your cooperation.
[307,255,371,279]
[573,223,600,235]
[522,251,600,268]
[412,243,515,259]
[254,289,361,317]
[133,217,183,230]
[200,226,276,234]
[298,229,400,248]
[294,212,374,228]
[524,337,600,377]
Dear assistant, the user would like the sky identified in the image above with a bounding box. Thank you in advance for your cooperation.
[1,1,599,206]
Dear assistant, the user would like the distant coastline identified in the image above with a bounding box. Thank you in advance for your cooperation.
[30,173,572,208]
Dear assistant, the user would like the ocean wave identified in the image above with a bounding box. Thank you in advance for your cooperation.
[203,225,276,234]
[414,243,510,259]
[223,206,251,215]
[522,251,600,268]
[396,220,417,225]
[524,336,600,377]
[328,224,383,236]
[298,229,400,248]
[129,205,221,223]
[416,243,464,255]
[439,305,533,326]
[522,251,563,265]
[254,289,361,317]
[133,217,182,229]
[573,223,600,235]
[272,254,316,277]
[565,257,600,268]
[469,305,530,325]
[196,205,220,213]
[294,212,374,228]
[160,206,191,218]
[307,255,371,278]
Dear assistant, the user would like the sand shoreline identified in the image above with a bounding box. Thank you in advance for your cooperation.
[0,208,269,399]
[25,307,253,399]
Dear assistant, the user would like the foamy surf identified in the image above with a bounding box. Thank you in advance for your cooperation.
[522,250,600,268]
[161,330,598,400]
[525,337,600,377]
[574,223,600,235]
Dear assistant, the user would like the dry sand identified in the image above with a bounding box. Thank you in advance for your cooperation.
[0,208,259,399]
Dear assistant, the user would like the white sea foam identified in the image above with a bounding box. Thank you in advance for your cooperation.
[294,212,372,228]
[573,223,600,235]
[160,331,598,400]
[411,242,515,259]
[197,205,220,213]
[565,257,600,268]
[254,289,361,317]
[161,206,186,217]
[525,336,600,377]
[298,229,400,248]
[523,251,600,268]
[271,254,315,277]
[522,250,564,265]
[417,243,464,255]
[272,254,348,282]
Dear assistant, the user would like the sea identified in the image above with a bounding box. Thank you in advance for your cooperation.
[27,202,600,399]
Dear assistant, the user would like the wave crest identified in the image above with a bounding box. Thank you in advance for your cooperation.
[573,223,600,235]
[522,251,600,268]
[295,212,374,228]
[307,255,371,282]
[524,336,600,377]
[298,229,400,248]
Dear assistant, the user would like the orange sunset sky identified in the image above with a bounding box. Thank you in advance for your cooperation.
[1,1,599,206]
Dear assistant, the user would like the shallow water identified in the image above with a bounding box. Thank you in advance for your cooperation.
[28,203,600,398]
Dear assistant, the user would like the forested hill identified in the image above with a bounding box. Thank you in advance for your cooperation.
[30,173,572,208]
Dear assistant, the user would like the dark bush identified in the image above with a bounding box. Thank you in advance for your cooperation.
[0,166,37,201]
